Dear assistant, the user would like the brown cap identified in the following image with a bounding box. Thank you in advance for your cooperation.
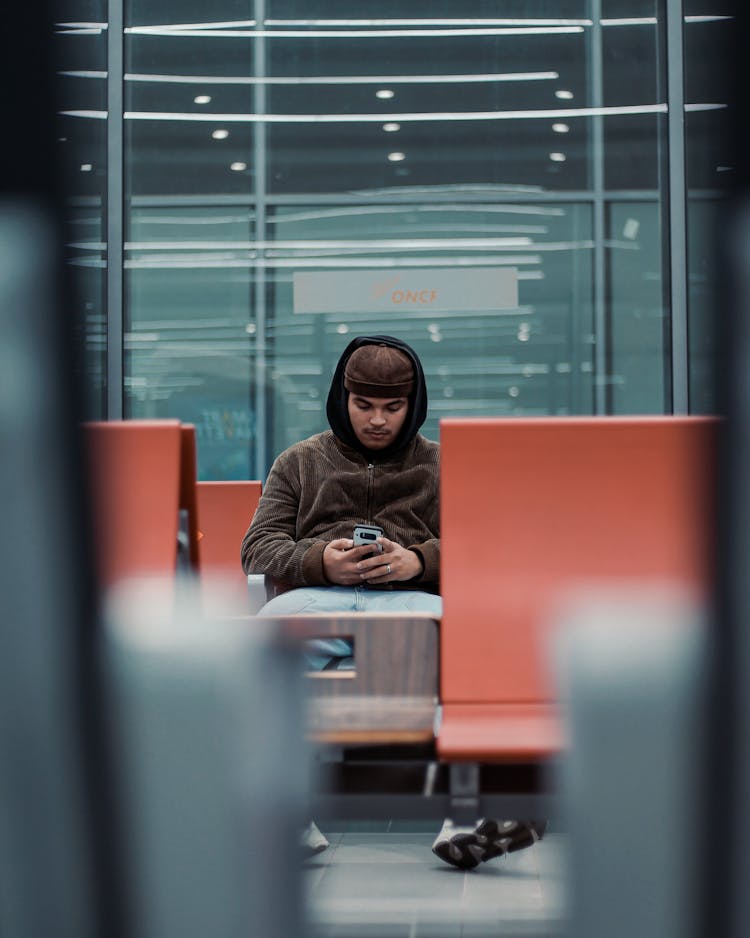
[343,343,414,398]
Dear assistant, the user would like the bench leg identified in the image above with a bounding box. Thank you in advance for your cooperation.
[449,763,479,823]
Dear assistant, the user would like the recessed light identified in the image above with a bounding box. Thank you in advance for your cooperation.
[376,89,395,100]
[230,161,247,172]
[194,94,212,104]
[387,152,406,162]
[552,122,570,133]
[555,89,574,100]
[80,163,93,172]
[212,129,230,140]
[336,324,349,335]
[549,152,567,162]
[382,122,401,132]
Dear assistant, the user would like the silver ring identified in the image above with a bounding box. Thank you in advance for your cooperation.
[386,564,391,575]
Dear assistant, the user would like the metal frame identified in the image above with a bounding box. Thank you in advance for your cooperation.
[106,0,124,419]
[253,0,268,477]
[311,750,559,822]
[588,0,607,415]
[665,0,689,414]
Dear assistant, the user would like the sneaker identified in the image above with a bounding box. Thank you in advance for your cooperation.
[301,820,329,859]
[432,818,482,870]
[432,818,546,870]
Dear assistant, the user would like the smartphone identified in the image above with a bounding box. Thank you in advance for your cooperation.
[353,524,384,556]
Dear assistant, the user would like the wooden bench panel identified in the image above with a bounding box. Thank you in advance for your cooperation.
[438,416,716,761]
[264,614,439,745]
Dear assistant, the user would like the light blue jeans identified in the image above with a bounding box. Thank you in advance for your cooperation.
[258,586,443,670]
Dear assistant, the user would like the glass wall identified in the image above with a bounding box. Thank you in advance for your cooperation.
[57,2,108,419]
[62,2,735,477]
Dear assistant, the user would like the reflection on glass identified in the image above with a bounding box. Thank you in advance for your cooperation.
[684,8,734,414]
[114,1,727,477]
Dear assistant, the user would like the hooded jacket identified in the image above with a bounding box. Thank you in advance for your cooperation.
[241,336,440,594]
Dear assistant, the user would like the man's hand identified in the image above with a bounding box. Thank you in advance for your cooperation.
[356,536,422,583]
[322,538,384,585]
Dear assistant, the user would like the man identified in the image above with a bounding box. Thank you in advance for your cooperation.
[241,334,543,869]
[241,335,440,620]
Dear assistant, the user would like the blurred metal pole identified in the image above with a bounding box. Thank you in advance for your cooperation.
[0,5,121,937]
[715,196,750,938]
[705,8,749,938]
[104,583,309,938]
[558,593,706,938]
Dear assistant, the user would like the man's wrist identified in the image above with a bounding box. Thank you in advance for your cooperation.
[408,548,425,579]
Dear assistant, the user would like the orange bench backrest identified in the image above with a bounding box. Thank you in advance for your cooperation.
[84,420,186,587]
[196,480,263,614]
[440,416,717,705]
[196,480,262,574]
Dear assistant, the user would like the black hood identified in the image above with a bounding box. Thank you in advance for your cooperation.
[326,335,428,459]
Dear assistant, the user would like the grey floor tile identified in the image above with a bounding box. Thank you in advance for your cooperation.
[305,829,566,938]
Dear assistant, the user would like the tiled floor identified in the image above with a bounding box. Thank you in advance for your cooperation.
[304,822,567,938]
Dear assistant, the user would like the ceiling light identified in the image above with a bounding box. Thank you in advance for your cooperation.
[212,128,229,139]
[622,218,640,240]
[230,161,247,171]
[555,89,574,100]
[80,163,93,172]
[382,122,401,132]
[549,152,566,162]
[113,101,687,125]
[194,94,212,104]
[336,324,349,334]
[376,89,395,99]
[124,70,560,86]
[387,152,406,162]
[552,122,569,133]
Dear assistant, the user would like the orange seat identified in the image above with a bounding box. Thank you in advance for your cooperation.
[437,416,717,762]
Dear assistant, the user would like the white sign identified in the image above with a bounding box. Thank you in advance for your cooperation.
[293,267,518,315]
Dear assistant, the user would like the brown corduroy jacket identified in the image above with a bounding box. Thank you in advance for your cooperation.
[240,430,440,594]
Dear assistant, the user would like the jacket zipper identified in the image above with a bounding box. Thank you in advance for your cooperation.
[366,462,374,521]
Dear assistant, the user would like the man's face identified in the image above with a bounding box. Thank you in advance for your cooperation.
[347,393,409,450]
